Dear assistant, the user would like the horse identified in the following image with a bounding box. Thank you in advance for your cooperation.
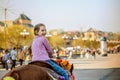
[1,60,75,80]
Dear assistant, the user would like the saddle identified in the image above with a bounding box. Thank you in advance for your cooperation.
[29,60,53,69]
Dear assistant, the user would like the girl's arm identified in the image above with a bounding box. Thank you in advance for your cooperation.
[42,37,53,58]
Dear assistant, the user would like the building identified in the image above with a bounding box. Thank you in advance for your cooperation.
[83,28,105,41]
[0,13,33,31]
[13,14,33,28]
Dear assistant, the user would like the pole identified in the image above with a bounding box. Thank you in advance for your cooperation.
[100,37,107,56]
[4,8,7,50]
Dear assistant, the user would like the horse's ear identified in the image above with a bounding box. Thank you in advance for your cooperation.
[70,64,74,74]
[71,64,74,70]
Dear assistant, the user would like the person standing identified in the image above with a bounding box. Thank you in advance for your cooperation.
[10,47,17,70]
[31,23,69,80]
[17,48,25,66]
[91,49,96,60]
[0,50,5,68]
[2,50,10,70]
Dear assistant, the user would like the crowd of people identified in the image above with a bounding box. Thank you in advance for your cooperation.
[52,45,120,59]
[53,47,98,59]
[0,45,119,71]
[0,44,120,71]
[0,47,31,70]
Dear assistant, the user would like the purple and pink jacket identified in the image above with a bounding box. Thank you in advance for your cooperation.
[31,36,53,61]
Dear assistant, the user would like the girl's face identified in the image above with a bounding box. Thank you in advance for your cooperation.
[38,26,46,36]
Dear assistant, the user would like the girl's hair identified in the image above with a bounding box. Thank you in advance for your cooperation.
[34,23,46,35]
[28,45,32,56]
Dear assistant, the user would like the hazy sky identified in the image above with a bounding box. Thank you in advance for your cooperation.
[0,0,120,32]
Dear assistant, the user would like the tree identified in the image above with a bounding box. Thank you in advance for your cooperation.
[0,30,4,48]
[49,35,64,48]
[6,25,34,49]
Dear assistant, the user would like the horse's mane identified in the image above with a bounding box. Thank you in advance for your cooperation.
[55,59,74,74]
[27,45,32,56]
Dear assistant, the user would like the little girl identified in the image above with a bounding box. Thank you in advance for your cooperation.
[31,23,69,80]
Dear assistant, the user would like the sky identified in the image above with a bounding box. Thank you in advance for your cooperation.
[0,0,120,32]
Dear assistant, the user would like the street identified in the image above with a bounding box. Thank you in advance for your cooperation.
[73,68,120,80]
[0,53,120,80]
[1,68,120,80]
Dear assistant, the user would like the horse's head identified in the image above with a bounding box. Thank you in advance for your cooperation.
[1,65,52,80]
